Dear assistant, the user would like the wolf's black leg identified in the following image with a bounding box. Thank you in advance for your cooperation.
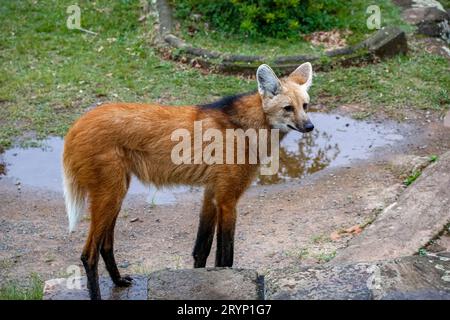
[193,188,217,268]
[100,217,132,287]
[81,253,101,300]
[215,204,236,267]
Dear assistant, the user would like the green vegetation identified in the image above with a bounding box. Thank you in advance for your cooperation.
[174,0,344,38]
[402,154,441,187]
[285,247,309,260]
[418,248,428,257]
[429,155,439,163]
[150,190,158,207]
[403,170,422,186]
[174,0,410,56]
[316,250,337,263]
[0,0,448,150]
[174,0,408,41]
[440,0,450,8]
[311,234,329,244]
[0,0,253,148]
[0,273,43,300]
[312,52,450,112]
[178,31,322,57]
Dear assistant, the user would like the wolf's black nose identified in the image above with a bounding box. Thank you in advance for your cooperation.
[304,122,314,132]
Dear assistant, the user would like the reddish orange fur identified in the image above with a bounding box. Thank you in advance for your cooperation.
[64,94,266,206]
[63,94,267,269]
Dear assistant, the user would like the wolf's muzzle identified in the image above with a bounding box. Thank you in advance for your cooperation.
[289,120,314,133]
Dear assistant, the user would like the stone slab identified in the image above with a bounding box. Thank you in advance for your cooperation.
[148,268,264,300]
[265,263,373,300]
[365,27,408,58]
[43,255,450,300]
[333,151,450,264]
[43,275,148,300]
[265,254,450,300]
[402,7,448,25]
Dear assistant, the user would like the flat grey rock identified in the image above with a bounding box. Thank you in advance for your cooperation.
[374,255,450,300]
[148,268,263,300]
[333,151,450,264]
[397,1,449,38]
[417,20,450,37]
[43,255,450,300]
[364,27,408,58]
[43,269,262,300]
[402,7,448,25]
[266,254,450,300]
[265,263,373,300]
[43,275,148,300]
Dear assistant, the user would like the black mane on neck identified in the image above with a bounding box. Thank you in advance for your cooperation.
[199,91,256,110]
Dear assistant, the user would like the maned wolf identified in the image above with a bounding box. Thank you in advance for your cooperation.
[62,63,314,299]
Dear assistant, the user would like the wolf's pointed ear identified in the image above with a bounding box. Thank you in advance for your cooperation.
[257,64,281,98]
[289,62,313,90]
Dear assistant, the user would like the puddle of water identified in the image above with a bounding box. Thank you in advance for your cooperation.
[0,137,188,204]
[0,113,404,200]
[260,112,403,184]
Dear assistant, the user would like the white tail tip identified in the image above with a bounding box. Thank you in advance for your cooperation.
[62,169,85,232]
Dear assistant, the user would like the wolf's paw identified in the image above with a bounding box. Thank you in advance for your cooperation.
[114,275,133,287]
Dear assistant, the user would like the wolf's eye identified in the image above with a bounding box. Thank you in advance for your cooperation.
[303,103,308,110]
[284,105,294,112]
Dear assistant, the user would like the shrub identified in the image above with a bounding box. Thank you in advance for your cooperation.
[173,0,348,38]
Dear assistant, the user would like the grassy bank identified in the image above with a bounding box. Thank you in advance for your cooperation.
[0,0,448,150]
[0,273,43,300]
[0,0,253,148]
[312,50,450,113]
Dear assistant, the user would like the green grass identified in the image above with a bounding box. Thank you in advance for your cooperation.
[331,0,412,43]
[418,248,428,257]
[403,154,440,186]
[0,0,448,150]
[403,170,422,186]
[179,29,322,57]
[0,0,254,148]
[312,51,450,113]
[316,250,337,263]
[0,273,43,300]
[311,234,329,244]
[285,247,310,260]
[440,0,450,8]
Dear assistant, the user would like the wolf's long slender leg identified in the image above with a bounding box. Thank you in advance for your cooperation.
[193,187,217,268]
[213,171,251,267]
[215,201,237,267]
[216,201,236,267]
[100,214,133,287]
[81,171,129,300]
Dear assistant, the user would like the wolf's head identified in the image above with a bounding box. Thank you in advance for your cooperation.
[257,62,314,133]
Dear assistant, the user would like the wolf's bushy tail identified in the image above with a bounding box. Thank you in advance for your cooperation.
[62,165,86,232]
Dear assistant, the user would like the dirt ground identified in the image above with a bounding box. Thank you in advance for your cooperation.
[1,108,450,286]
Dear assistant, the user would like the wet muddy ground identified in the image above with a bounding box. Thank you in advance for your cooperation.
[1,110,450,285]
